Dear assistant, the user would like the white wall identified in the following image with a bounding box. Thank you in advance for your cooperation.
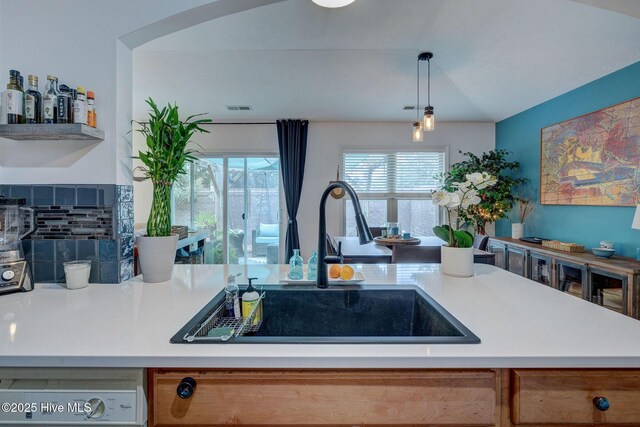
[133,121,495,259]
[0,0,282,185]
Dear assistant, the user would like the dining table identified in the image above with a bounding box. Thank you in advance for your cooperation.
[334,236,495,264]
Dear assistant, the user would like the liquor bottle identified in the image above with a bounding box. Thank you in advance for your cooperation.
[289,249,304,280]
[73,86,87,125]
[43,75,58,123]
[69,87,76,123]
[86,91,95,127]
[25,75,42,124]
[1,70,24,124]
[18,74,25,123]
[57,84,71,124]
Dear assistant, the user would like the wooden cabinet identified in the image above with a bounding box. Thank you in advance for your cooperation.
[149,369,502,426]
[149,368,640,426]
[489,238,640,319]
[511,369,640,425]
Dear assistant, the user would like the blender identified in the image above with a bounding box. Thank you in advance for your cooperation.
[0,197,36,294]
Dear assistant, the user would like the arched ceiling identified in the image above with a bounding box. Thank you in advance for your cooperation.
[133,0,640,123]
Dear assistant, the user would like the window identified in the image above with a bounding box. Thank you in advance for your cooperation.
[342,149,445,237]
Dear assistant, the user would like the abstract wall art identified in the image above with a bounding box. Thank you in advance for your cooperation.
[540,97,640,206]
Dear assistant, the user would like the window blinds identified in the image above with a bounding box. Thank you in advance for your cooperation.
[342,151,445,195]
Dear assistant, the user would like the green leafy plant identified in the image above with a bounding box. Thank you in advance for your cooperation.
[133,98,211,237]
[433,172,497,247]
[443,149,526,234]
[194,211,217,231]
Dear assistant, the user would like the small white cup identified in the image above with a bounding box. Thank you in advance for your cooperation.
[599,241,614,249]
[63,260,91,290]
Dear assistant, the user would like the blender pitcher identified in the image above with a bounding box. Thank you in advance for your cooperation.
[0,197,36,294]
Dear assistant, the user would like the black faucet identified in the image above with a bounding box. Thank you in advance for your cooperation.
[317,181,373,288]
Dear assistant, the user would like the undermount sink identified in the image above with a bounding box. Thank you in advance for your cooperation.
[171,285,480,344]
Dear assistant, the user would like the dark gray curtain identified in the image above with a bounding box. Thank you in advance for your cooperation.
[277,119,309,261]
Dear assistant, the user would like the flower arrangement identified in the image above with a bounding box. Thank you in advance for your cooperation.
[432,172,497,247]
[514,187,535,223]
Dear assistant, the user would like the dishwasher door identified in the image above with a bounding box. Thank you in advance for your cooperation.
[0,368,147,426]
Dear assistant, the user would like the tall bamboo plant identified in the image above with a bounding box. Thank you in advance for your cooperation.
[133,98,211,237]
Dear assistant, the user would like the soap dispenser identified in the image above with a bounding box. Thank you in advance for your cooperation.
[241,277,262,325]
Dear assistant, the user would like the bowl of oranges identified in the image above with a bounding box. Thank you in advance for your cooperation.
[328,264,364,284]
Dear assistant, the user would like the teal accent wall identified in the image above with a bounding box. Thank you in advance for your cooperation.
[496,61,640,258]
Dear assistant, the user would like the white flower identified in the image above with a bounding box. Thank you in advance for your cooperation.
[446,191,461,208]
[465,172,484,186]
[452,181,471,190]
[467,172,497,190]
[432,190,451,206]
[461,189,481,208]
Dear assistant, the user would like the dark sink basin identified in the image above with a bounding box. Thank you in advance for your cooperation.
[171,285,480,344]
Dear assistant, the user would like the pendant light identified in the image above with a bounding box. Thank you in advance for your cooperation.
[421,52,435,131]
[312,0,356,7]
[412,54,423,142]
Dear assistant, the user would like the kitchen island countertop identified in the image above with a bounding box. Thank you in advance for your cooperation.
[1,263,639,369]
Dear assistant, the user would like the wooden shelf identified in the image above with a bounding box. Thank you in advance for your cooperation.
[0,124,104,141]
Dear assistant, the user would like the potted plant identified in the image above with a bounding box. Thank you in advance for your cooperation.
[432,172,497,277]
[444,149,525,234]
[133,98,211,282]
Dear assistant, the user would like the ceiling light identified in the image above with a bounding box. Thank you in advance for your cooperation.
[412,52,433,142]
[312,0,356,8]
[420,52,435,132]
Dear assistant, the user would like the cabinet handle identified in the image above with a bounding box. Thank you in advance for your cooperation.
[177,377,197,399]
[593,396,610,411]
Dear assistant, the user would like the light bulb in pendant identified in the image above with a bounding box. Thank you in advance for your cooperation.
[423,106,434,131]
[412,121,423,142]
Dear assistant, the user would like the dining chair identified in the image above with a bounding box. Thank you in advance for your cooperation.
[392,245,441,263]
[368,227,385,238]
[473,234,490,251]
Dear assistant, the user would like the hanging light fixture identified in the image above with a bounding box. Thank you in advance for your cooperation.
[412,53,424,142]
[420,52,435,131]
[312,0,356,7]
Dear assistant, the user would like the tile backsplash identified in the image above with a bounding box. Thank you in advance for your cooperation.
[1,184,134,284]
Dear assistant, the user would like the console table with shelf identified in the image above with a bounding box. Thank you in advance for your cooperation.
[488,237,640,319]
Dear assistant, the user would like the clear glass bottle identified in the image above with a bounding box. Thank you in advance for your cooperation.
[43,75,58,123]
[224,275,241,318]
[307,250,318,281]
[289,249,304,280]
[25,75,42,124]
[2,70,23,124]
[73,86,87,124]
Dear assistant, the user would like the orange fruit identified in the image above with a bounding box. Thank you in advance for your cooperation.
[329,264,341,278]
[340,265,355,281]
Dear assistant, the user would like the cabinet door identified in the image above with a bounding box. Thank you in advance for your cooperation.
[589,268,627,315]
[487,240,506,269]
[506,246,527,277]
[555,259,587,300]
[150,369,500,426]
[511,369,640,425]
[529,252,552,286]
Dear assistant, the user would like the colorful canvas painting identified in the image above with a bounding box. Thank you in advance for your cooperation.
[540,97,640,206]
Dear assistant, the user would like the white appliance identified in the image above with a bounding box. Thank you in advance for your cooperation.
[0,368,147,426]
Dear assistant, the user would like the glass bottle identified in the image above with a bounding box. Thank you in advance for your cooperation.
[74,86,87,125]
[25,75,42,124]
[43,75,58,123]
[57,84,71,123]
[307,250,318,281]
[2,70,23,124]
[289,249,304,280]
[86,90,95,127]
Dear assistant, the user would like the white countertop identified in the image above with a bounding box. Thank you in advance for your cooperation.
[1,263,640,369]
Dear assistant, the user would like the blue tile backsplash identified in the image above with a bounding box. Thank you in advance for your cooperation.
[1,184,134,284]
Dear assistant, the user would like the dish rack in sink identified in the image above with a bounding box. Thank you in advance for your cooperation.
[183,291,264,342]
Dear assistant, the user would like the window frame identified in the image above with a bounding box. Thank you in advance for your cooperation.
[341,147,448,234]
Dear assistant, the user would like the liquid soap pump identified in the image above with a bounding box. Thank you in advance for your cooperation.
[241,277,262,325]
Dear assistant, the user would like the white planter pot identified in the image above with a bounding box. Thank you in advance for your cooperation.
[137,234,178,283]
[512,223,525,239]
[441,245,474,278]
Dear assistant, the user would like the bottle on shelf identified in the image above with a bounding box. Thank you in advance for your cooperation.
[2,70,24,124]
[307,250,318,281]
[86,91,95,127]
[69,88,76,123]
[25,75,42,124]
[73,86,87,125]
[18,74,25,123]
[289,249,304,280]
[43,75,59,123]
[57,84,72,124]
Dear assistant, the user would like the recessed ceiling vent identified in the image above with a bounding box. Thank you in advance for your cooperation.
[403,105,416,111]
[226,105,253,111]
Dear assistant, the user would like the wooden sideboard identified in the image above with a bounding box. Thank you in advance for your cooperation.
[488,237,640,319]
